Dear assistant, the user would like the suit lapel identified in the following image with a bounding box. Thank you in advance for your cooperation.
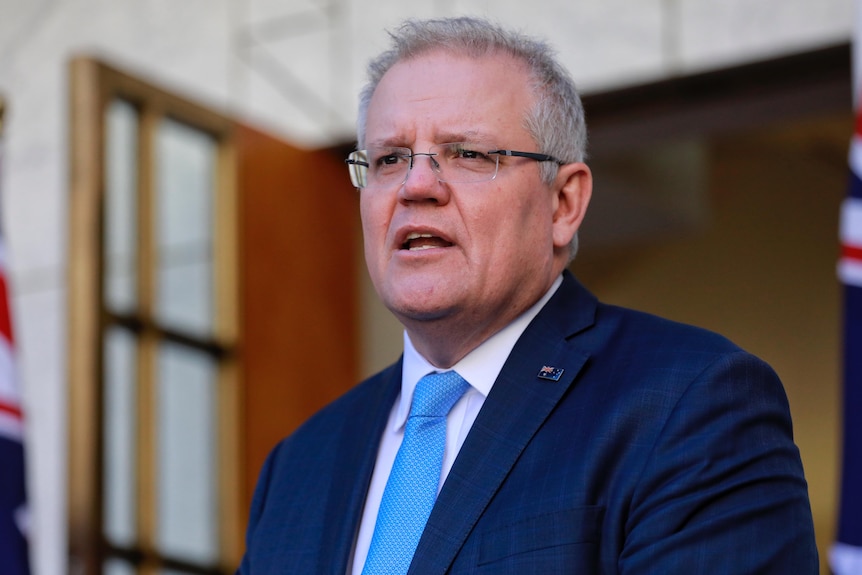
[321,360,402,575]
[409,272,598,574]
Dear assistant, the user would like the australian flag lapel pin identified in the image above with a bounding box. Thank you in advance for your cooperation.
[537,365,564,382]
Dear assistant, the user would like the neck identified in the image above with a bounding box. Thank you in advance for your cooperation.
[401,271,564,368]
[403,319,490,369]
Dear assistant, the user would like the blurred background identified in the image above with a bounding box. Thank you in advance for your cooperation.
[0,0,858,573]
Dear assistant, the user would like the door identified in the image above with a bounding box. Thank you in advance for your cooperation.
[68,57,359,574]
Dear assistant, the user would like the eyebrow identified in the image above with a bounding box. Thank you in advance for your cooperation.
[436,130,491,144]
[366,130,495,150]
[366,137,407,149]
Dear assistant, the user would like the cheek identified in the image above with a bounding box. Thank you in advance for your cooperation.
[359,205,385,277]
[358,195,374,226]
[500,194,555,259]
[467,205,536,264]
[360,198,387,243]
[488,188,550,232]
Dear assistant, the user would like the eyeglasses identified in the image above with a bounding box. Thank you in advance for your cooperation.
[345,142,563,189]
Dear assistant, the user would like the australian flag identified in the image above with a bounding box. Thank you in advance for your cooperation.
[0,100,29,574]
[830,102,862,575]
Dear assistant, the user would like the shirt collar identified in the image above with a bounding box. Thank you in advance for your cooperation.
[396,274,564,431]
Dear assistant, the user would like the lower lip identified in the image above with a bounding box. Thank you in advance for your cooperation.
[397,245,452,257]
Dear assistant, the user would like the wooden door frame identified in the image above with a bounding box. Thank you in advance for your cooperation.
[68,55,361,574]
[68,57,241,574]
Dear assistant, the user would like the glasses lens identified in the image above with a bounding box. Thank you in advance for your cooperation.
[350,143,501,189]
[347,150,368,188]
[362,146,412,188]
[432,142,499,184]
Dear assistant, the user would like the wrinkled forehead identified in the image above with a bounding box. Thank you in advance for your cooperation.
[364,50,536,147]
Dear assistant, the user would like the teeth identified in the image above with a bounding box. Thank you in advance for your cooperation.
[403,232,439,251]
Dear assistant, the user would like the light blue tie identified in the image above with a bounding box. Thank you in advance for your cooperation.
[361,371,470,575]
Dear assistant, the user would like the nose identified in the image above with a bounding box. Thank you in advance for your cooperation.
[399,153,449,204]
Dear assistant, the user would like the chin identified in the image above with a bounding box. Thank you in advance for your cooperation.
[375,267,472,320]
[387,300,452,323]
[382,290,456,324]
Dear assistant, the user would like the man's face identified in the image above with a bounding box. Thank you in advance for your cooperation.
[360,50,573,363]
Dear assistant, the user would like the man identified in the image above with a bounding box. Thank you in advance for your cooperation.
[239,16,818,574]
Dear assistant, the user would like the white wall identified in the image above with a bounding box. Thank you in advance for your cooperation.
[0,0,853,572]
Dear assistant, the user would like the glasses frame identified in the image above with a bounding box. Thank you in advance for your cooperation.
[344,143,564,189]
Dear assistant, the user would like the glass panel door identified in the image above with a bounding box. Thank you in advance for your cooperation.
[155,119,215,336]
[98,90,236,574]
[155,342,218,563]
[104,100,140,314]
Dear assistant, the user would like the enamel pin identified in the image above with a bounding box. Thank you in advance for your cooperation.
[537,365,564,381]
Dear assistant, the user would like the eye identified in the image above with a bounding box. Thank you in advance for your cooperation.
[370,148,410,169]
[449,143,490,162]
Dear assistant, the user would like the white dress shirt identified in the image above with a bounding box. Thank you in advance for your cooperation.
[349,275,563,574]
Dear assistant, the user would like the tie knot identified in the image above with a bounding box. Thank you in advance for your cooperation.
[411,371,470,418]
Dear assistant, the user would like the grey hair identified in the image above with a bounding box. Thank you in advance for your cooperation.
[356,17,587,260]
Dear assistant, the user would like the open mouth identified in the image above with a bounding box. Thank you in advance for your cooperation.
[401,233,454,251]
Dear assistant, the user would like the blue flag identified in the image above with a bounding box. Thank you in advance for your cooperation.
[831,105,862,575]
[0,248,29,574]
[0,435,29,574]
[0,99,29,574]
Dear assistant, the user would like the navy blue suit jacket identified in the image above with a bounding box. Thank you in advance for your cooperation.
[239,271,818,574]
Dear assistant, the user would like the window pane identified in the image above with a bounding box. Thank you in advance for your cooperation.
[155,342,218,564]
[155,119,215,336]
[102,326,138,547]
[104,99,139,313]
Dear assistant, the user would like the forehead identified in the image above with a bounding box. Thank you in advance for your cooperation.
[365,49,535,146]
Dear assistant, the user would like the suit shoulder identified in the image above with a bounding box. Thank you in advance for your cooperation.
[596,302,745,356]
[283,360,399,445]
[585,301,785,390]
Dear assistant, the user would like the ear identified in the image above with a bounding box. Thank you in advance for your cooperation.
[551,162,592,249]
